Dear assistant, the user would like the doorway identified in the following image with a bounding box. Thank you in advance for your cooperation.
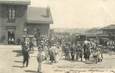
[8,30,15,44]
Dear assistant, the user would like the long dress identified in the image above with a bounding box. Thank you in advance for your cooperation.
[37,51,42,72]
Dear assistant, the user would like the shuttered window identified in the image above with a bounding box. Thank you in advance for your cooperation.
[8,6,16,23]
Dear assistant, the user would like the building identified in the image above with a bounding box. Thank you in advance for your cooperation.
[101,24,115,40]
[0,0,53,44]
[102,24,115,35]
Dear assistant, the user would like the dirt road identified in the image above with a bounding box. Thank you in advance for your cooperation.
[0,45,115,73]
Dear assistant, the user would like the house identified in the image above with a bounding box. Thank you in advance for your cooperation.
[0,0,53,44]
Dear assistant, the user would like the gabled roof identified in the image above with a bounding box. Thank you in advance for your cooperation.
[27,6,53,24]
[102,24,115,30]
[0,0,30,5]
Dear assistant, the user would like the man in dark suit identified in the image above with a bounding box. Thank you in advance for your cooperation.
[22,44,30,67]
[70,44,76,61]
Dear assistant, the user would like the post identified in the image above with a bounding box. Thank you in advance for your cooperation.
[34,28,42,73]
[34,28,40,47]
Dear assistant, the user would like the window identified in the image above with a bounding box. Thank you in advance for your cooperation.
[8,7,16,23]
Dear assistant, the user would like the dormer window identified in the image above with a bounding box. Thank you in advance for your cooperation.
[8,6,16,23]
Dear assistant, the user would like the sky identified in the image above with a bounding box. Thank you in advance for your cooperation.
[30,0,115,29]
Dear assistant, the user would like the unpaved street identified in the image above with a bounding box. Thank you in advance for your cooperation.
[0,45,115,73]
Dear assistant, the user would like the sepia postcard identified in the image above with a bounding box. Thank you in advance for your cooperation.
[0,0,115,73]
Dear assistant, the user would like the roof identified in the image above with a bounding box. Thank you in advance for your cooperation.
[0,0,30,5]
[27,6,53,24]
[102,24,115,30]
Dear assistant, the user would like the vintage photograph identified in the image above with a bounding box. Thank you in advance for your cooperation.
[0,0,115,73]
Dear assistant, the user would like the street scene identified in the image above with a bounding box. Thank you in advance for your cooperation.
[1,45,115,73]
[0,0,115,73]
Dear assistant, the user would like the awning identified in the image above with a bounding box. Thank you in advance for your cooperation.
[0,0,30,5]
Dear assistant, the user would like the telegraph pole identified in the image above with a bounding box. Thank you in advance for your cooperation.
[34,28,42,73]
[34,28,40,47]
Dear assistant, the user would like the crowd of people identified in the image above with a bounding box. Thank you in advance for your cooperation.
[20,34,115,73]
[62,40,103,63]
[17,32,115,73]
[21,35,104,67]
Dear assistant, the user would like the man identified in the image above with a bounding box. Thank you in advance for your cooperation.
[76,44,83,61]
[64,43,70,60]
[29,41,34,51]
[22,44,30,67]
[92,45,103,63]
[48,44,57,63]
[16,39,21,45]
[83,43,91,61]
[70,44,76,61]
[37,47,42,73]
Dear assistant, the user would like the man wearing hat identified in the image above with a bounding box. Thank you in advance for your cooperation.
[22,44,30,67]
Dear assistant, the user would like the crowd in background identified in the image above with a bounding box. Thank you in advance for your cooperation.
[21,34,107,66]
[20,33,115,72]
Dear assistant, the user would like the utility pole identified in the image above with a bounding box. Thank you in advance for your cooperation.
[34,28,40,47]
[34,28,42,73]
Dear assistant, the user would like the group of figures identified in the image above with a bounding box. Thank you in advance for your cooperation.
[21,40,34,67]
[21,38,103,65]
[62,40,103,63]
[20,35,105,73]
[20,35,61,73]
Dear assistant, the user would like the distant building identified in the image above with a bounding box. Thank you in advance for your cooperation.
[0,0,53,44]
[85,24,115,39]
[101,24,115,40]
[101,24,115,35]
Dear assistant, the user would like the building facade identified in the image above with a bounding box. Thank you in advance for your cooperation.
[0,0,53,44]
[102,25,115,35]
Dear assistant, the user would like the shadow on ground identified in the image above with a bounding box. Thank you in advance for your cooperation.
[24,70,37,73]
[12,50,22,53]
[12,65,23,68]
[12,49,35,57]
[14,60,22,63]
[12,50,22,57]
[12,49,22,57]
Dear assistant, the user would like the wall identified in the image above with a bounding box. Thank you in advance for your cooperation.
[27,23,50,36]
[103,29,115,35]
[0,5,4,43]
[0,4,27,43]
